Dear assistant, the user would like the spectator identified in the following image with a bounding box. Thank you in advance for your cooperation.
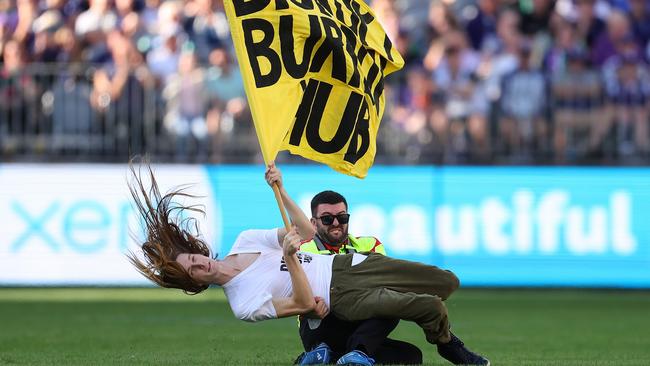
[13,0,38,44]
[472,8,523,154]
[53,25,82,63]
[0,39,37,143]
[120,10,147,48]
[628,0,650,51]
[182,0,227,64]
[75,0,117,36]
[114,0,147,47]
[75,0,118,63]
[429,30,487,159]
[147,1,184,85]
[518,0,555,36]
[0,1,19,51]
[602,32,644,91]
[591,9,637,65]
[603,51,650,156]
[31,10,64,63]
[550,46,605,161]
[499,40,549,158]
[384,66,435,163]
[162,49,209,161]
[115,0,138,21]
[91,30,153,156]
[204,46,247,162]
[42,0,83,24]
[475,7,521,102]
[464,0,498,51]
[51,67,97,154]
[426,1,459,46]
[573,0,607,49]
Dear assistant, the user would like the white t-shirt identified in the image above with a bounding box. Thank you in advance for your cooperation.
[221,229,335,322]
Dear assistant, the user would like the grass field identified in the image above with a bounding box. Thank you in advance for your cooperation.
[1,288,649,365]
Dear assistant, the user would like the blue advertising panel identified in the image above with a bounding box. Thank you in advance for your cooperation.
[207,166,650,288]
[435,167,650,287]
[1,164,648,287]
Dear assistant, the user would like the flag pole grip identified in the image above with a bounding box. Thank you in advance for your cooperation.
[272,182,292,231]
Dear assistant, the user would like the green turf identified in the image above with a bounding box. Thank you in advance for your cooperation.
[1,288,648,365]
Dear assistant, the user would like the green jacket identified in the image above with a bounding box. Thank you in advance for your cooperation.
[299,234,386,256]
[296,234,385,326]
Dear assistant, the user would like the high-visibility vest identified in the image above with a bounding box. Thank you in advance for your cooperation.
[299,234,386,256]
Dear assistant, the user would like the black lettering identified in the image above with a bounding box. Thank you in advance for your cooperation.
[356,44,368,67]
[334,1,345,26]
[233,0,270,16]
[305,82,357,154]
[280,15,321,79]
[340,26,359,87]
[314,0,332,16]
[382,33,394,62]
[339,0,360,37]
[363,50,379,104]
[344,98,369,164]
[242,18,282,88]
[349,0,373,45]
[275,0,289,10]
[275,0,314,10]
[371,57,387,115]
[300,254,313,263]
[289,0,314,9]
[290,79,369,163]
[328,0,372,44]
[290,79,319,146]
[309,17,346,83]
[354,45,386,114]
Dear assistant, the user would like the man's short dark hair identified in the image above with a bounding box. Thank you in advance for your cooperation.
[311,190,347,217]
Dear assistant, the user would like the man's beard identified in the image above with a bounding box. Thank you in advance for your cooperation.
[317,225,348,246]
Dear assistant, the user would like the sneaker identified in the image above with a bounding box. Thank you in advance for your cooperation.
[437,333,490,365]
[336,350,375,366]
[297,342,332,365]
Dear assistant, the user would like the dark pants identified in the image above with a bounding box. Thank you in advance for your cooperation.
[299,314,423,364]
[330,253,459,345]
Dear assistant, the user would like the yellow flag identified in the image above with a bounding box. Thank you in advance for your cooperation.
[224,0,404,178]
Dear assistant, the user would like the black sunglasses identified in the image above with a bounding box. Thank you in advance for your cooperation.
[316,213,350,225]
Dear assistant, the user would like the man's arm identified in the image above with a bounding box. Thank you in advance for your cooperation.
[265,162,316,242]
[271,228,317,317]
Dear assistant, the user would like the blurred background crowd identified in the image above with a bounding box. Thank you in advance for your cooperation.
[1,0,649,165]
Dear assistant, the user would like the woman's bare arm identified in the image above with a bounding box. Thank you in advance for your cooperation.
[271,228,317,317]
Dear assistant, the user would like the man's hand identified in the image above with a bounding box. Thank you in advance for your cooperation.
[265,161,283,189]
[282,227,301,257]
[313,296,329,318]
[303,296,330,319]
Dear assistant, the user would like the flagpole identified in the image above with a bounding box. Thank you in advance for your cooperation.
[272,182,291,231]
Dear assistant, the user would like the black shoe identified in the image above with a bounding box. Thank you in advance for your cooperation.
[437,333,490,365]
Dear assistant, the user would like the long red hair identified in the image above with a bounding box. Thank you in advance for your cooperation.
[126,162,212,295]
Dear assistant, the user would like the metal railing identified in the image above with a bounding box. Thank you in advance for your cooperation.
[1,63,649,165]
[0,63,259,163]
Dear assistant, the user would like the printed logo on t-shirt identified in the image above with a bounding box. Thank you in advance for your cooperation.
[279,253,313,272]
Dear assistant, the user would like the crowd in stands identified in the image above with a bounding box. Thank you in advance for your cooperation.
[1,0,649,165]
[376,0,650,164]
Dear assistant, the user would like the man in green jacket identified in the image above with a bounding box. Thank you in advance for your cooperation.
[295,190,423,365]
